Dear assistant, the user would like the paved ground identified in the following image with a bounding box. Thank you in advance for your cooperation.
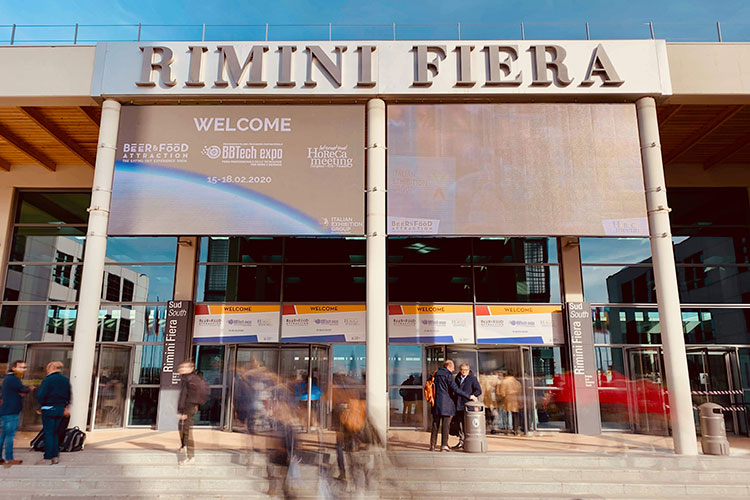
[13,428,750,455]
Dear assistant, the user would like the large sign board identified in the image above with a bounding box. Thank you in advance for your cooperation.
[564,302,601,435]
[193,304,280,343]
[475,305,563,344]
[92,41,670,97]
[109,105,365,235]
[387,103,648,237]
[281,304,366,343]
[388,304,474,344]
[156,300,192,431]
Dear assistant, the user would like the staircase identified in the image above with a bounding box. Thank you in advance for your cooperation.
[2,448,749,499]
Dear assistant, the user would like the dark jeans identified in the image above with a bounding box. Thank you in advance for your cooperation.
[179,404,198,459]
[0,414,19,461]
[41,411,63,460]
[430,414,452,448]
[455,410,465,443]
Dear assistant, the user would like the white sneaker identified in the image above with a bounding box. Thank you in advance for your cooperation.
[179,446,186,454]
[181,457,195,465]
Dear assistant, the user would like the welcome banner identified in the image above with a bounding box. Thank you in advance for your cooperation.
[193,304,280,343]
[281,304,366,343]
[388,304,474,344]
[475,305,563,344]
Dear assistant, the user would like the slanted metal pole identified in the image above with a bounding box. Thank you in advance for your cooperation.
[137,23,142,42]
[366,98,387,444]
[585,22,590,40]
[202,23,206,42]
[329,22,332,41]
[392,22,396,41]
[457,22,461,40]
[10,24,15,45]
[636,97,698,455]
[716,21,723,42]
[69,99,122,430]
[74,23,78,45]
[649,22,655,40]
[520,22,525,40]
[265,23,269,41]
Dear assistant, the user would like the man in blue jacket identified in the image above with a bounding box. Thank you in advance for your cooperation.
[452,363,482,450]
[429,359,476,452]
[35,361,71,465]
[0,360,30,466]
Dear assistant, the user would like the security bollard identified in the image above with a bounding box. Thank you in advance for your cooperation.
[698,402,730,456]
[463,401,487,453]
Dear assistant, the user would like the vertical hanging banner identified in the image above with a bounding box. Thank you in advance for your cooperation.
[281,304,366,342]
[388,304,474,344]
[475,305,564,344]
[564,302,601,435]
[193,304,280,343]
[156,300,192,431]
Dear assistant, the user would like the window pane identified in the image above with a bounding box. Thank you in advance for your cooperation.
[388,237,471,264]
[10,234,85,263]
[473,237,558,264]
[475,265,560,303]
[106,237,177,262]
[582,265,656,303]
[195,388,223,426]
[15,192,90,225]
[579,237,652,264]
[673,232,750,265]
[677,265,750,304]
[193,345,225,385]
[0,345,26,374]
[668,187,750,227]
[0,304,76,342]
[98,305,166,343]
[593,307,661,345]
[332,344,366,382]
[284,265,365,301]
[199,236,283,263]
[531,347,564,388]
[196,265,281,302]
[286,237,366,263]
[129,387,158,426]
[5,264,81,301]
[595,347,625,386]
[388,344,422,387]
[132,344,163,384]
[534,389,569,430]
[389,387,423,428]
[388,265,472,302]
[681,308,750,344]
[103,265,175,302]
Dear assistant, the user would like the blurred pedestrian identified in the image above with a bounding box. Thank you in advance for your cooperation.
[177,361,209,464]
[35,361,70,465]
[0,360,30,466]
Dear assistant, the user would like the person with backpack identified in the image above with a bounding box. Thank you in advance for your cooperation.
[177,361,210,464]
[35,361,71,465]
[427,359,476,452]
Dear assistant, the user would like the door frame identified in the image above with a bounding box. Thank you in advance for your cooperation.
[90,343,132,432]
[623,346,669,435]
[686,346,744,435]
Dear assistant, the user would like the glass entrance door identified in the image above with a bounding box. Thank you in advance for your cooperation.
[232,347,280,432]
[686,348,741,435]
[626,348,669,435]
[21,345,72,430]
[477,347,529,435]
[92,345,130,429]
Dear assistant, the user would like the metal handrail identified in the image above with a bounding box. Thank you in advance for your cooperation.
[0,21,748,45]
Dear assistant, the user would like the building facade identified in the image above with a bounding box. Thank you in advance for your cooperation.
[0,38,749,454]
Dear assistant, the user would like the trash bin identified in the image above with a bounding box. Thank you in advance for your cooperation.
[463,401,487,453]
[698,402,730,456]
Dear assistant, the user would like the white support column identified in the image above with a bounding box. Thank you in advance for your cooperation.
[366,98,387,443]
[636,97,698,455]
[69,99,122,430]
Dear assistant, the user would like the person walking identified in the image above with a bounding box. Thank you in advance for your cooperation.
[429,360,476,452]
[498,370,523,435]
[0,360,30,466]
[177,361,209,464]
[35,361,71,465]
[452,363,482,450]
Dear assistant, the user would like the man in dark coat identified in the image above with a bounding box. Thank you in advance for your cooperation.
[452,363,482,449]
[429,359,476,452]
[0,360,30,465]
[35,361,71,465]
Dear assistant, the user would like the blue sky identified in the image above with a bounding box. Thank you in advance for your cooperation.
[1,1,749,42]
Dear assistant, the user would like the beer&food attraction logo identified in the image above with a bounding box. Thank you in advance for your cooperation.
[121,143,189,163]
[307,145,353,168]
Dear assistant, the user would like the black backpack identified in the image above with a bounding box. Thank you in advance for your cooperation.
[60,426,86,452]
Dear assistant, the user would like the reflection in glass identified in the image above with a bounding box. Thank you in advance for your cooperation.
[473,237,557,264]
[677,266,750,304]
[388,237,471,264]
[129,387,158,425]
[388,345,422,387]
[332,344,366,383]
[21,346,72,430]
[582,265,656,304]
[286,237,365,263]
[5,264,81,302]
[95,347,130,429]
[389,387,423,428]
[199,236,283,264]
[531,347,563,388]
[579,237,652,264]
[673,233,750,265]
[106,237,177,263]
[193,345,225,385]
[196,264,281,302]
[132,345,163,385]
[102,265,175,302]
[475,265,560,303]
[10,234,85,263]
[388,265,472,302]
[284,265,365,302]
[195,387,223,426]
[15,192,90,225]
